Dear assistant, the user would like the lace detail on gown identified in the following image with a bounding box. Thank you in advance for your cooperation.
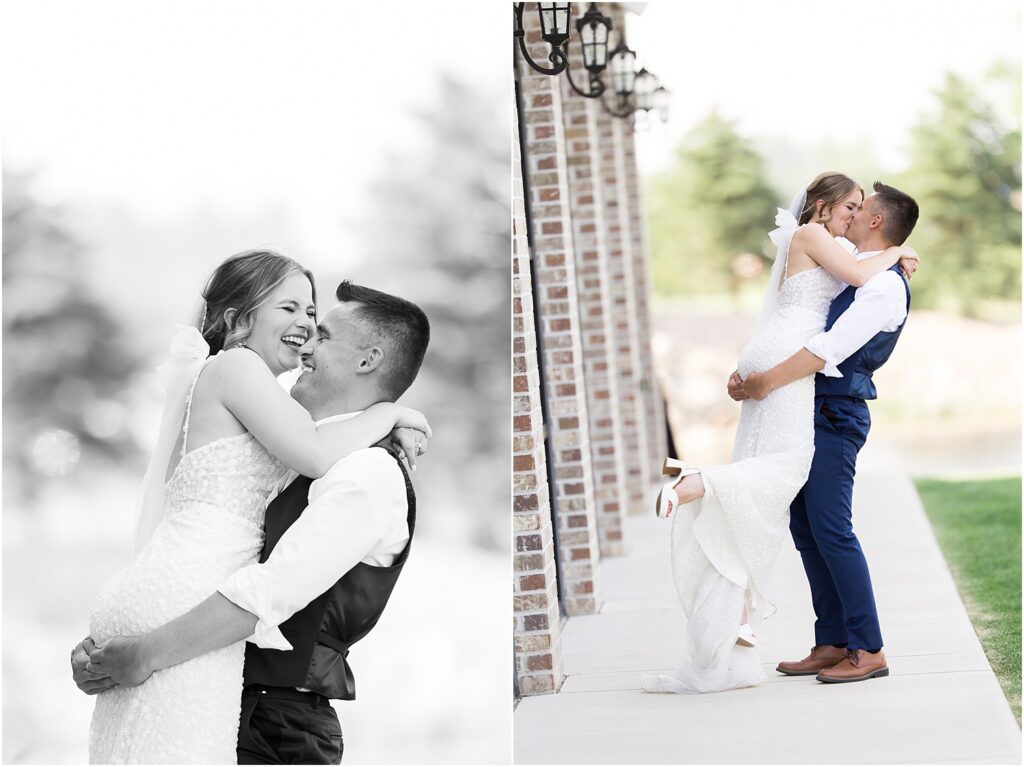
[642,265,842,695]
[88,359,287,764]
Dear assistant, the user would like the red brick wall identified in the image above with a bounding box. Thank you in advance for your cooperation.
[513,2,664,696]
[516,8,602,616]
[512,88,565,696]
[558,3,629,556]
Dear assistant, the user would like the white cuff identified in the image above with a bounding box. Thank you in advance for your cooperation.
[249,621,292,651]
[217,568,293,651]
[803,337,843,379]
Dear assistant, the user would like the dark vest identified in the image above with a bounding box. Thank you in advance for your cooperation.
[242,446,415,700]
[815,263,911,401]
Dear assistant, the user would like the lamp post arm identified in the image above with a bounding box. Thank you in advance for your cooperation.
[564,64,605,99]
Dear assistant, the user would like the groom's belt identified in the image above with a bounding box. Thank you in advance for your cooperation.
[243,684,331,708]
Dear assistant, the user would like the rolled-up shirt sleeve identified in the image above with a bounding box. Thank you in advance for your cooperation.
[217,450,404,650]
[804,271,908,378]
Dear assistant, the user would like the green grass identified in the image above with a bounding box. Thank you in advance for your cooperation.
[916,475,1021,724]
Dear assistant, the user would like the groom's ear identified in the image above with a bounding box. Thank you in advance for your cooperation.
[357,346,385,375]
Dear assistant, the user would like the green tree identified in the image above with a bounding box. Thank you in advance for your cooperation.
[647,112,778,297]
[896,67,1022,317]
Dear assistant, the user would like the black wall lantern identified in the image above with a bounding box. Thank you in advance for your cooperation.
[513,2,670,122]
[577,3,613,74]
[633,67,657,112]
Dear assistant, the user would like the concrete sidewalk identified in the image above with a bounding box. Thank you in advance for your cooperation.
[514,446,1021,764]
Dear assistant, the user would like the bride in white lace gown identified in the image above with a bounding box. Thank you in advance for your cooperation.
[86,251,429,763]
[642,174,915,694]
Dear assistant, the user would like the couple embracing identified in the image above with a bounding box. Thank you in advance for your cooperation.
[645,174,921,694]
[70,250,431,763]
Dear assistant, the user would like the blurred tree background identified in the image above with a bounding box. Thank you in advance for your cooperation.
[647,63,1022,320]
[351,74,509,549]
[647,112,777,296]
[893,67,1022,316]
[2,174,144,503]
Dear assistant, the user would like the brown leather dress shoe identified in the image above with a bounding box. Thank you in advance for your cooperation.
[776,644,848,676]
[816,649,889,683]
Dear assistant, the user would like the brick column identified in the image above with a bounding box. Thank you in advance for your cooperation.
[512,94,564,696]
[597,90,650,514]
[559,6,628,557]
[517,7,601,615]
[622,117,667,482]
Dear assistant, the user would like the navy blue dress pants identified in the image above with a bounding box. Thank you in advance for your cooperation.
[789,395,883,651]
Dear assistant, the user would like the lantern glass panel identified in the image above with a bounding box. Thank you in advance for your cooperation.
[634,71,653,110]
[538,2,570,38]
[613,50,636,94]
[556,7,568,34]
[540,5,555,35]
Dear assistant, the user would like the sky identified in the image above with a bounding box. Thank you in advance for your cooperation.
[2,1,508,275]
[626,0,1022,178]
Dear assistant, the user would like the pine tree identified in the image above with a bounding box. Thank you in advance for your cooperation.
[896,68,1021,316]
[647,111,779,297]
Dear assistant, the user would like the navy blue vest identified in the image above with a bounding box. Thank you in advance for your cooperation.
[242,446,415,700]
[815,264,910,400]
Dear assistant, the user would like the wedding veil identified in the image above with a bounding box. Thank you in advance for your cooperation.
[130,325,210,556]
[754,185,809,333]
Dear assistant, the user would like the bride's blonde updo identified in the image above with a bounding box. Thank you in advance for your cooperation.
[198,250,317,355]
[799,172,864,226]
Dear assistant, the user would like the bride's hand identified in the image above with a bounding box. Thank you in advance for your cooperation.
[385,426,428,470]
[89,636,155,688]
[390,405,432,441]
[898,247,919,280]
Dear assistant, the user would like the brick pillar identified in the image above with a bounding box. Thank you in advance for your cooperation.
[597,85,650,514]
[621,115,667,483]
[513,94,565,696]
[558,7,628,557]
[517,7,601,615]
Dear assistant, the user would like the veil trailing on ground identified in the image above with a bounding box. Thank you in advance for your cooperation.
[131,325,210,556]
[754,185,809,333]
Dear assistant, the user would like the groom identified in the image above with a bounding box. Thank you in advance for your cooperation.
[71,281,430,763]
[730,182,920,684]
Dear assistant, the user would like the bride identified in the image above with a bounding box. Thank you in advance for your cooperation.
[641,173,917,694]
[82,250,430,763]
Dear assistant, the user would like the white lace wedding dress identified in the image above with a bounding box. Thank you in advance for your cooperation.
[89,355,287,763]
[642,251,842,694]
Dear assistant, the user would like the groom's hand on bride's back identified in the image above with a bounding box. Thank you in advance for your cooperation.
[70,636,118,695]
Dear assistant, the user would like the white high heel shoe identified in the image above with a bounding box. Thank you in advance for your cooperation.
[655,458,701,519]
[736,623,757,648]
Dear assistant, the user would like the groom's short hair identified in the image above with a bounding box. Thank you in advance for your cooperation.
[336,281,430,401]
[872,182,919,245]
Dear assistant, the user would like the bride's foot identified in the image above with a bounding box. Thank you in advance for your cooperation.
[736,623,757,648]
[673,473,705,505]
[655,462,704,519]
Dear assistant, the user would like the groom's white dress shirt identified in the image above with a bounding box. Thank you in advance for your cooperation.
[218,412,410,651]
[803,250,909,378]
